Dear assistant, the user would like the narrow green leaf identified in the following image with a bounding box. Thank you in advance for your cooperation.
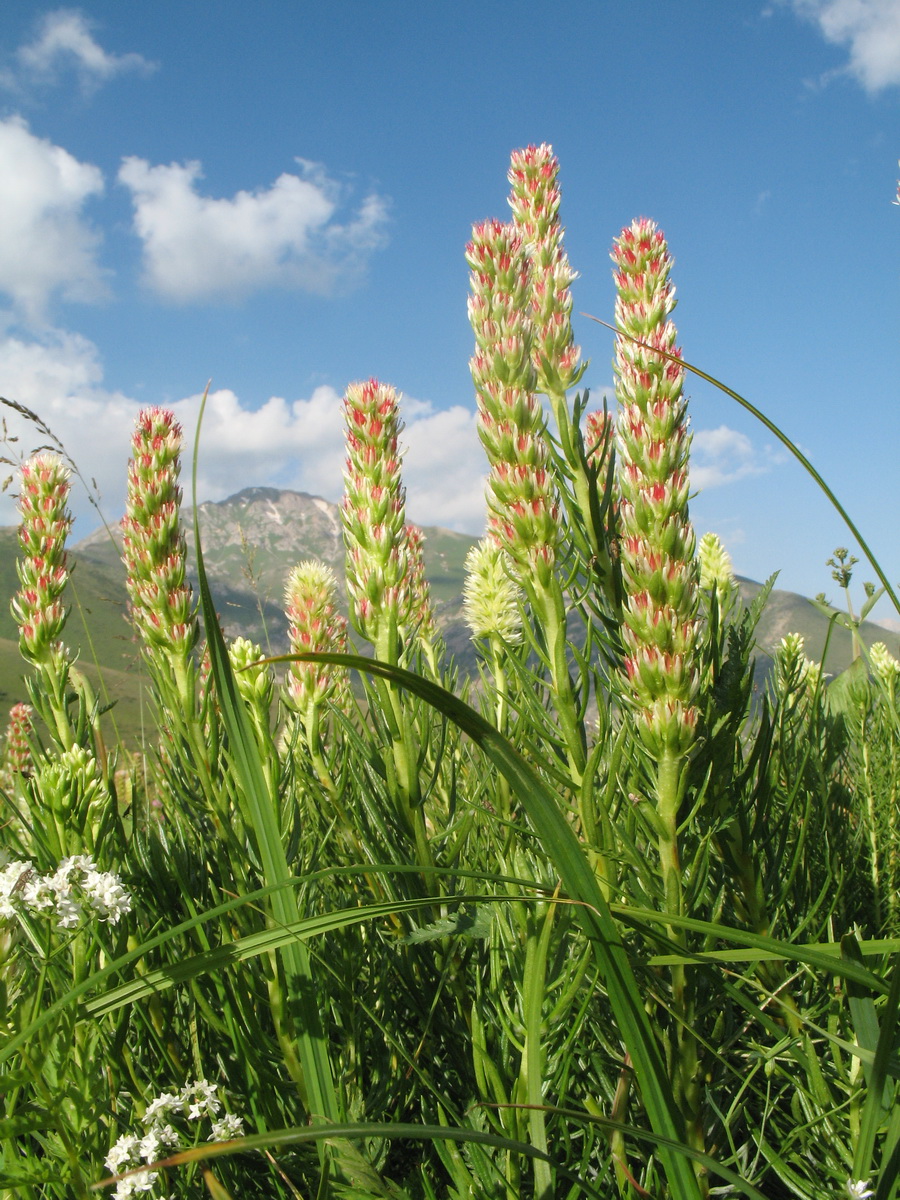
[845,934,883,1088]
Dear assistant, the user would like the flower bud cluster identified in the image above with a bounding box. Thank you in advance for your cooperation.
[612,219,699,757]
[122,408,198,658]
[340,380,412,643]
[106,1080,243,1198]
[402,524,438,645]
[0,853,131,928]
[584,410,613,476]
[507,143,584,395]
[229,636,275,711]
[284,562,349,709]
[772,633,823,708]
[870,642,900,693]
[10,454,72,666]
[466,218,560,583]
[463,538,523,645]
[698,531,736,594]
[33,745,110,849]
[1,703,34,782]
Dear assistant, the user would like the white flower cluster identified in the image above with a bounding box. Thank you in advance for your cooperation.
[106,1080,244,1198]
[0,855,131,929]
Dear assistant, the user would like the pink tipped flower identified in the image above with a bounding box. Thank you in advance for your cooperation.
[340,380,411,650]
[122,408,198,659]
[2,702,34,779]
[403,525,438,646]
[284,561,349,710]
[507,143,584,396]
[11,454,72,666]
[612,220,699,757]
[466,219,560,583]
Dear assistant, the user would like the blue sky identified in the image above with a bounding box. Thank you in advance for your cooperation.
[0,1,898,616]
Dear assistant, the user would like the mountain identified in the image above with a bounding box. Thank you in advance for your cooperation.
[2,487,898,741]
[74,487,476,653]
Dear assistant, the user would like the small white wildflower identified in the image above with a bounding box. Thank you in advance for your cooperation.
[142,1092,181,1125]
[137,1128,162,1164]
[54,894,81,929]
[83,868,132,923]
[114,1168,158,1198]
[846,1182,874,1200]
[105,1133,140,1174]
[209,1113,244,1141]
[139,1122,180,1163]
[21,875,55,912]
[182,1078,220,1121]
[154,1122,180,1150]
[55,855,96,882]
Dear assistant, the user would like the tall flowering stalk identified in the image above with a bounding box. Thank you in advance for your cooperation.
[340,380,411,663]
[0,702,34,796]
[340,380,430,863]
[507,144,618,607]
[402,524,441,676]
[612,218,705,1178]
[467,218,558,579]
[11,454,76,748]
[467,217,586,783]
[463,538,523,818]
[122,408,199,714]
[507,143,584,412]
[284,561,350,798]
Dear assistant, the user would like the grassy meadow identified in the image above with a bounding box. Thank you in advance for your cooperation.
[2,145,900,1200]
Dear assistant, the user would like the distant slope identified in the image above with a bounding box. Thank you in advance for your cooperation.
[3,489,898,741]
[75,487,478,651]
[736,575,900,681]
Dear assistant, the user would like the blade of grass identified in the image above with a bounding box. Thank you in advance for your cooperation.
[190,386,337,1127]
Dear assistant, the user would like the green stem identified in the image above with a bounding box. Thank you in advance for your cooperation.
[530,580,586,788]
[656,749,707,1196]
[488,637,513,822]
[521,903,556,1200]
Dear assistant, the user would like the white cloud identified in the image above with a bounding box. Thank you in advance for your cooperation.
[690,425,767,490]
[0,327,135,526]
[0,117,106,320]
[4,9,155,93]
[786,0,900,91]
[118,156,389,303]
